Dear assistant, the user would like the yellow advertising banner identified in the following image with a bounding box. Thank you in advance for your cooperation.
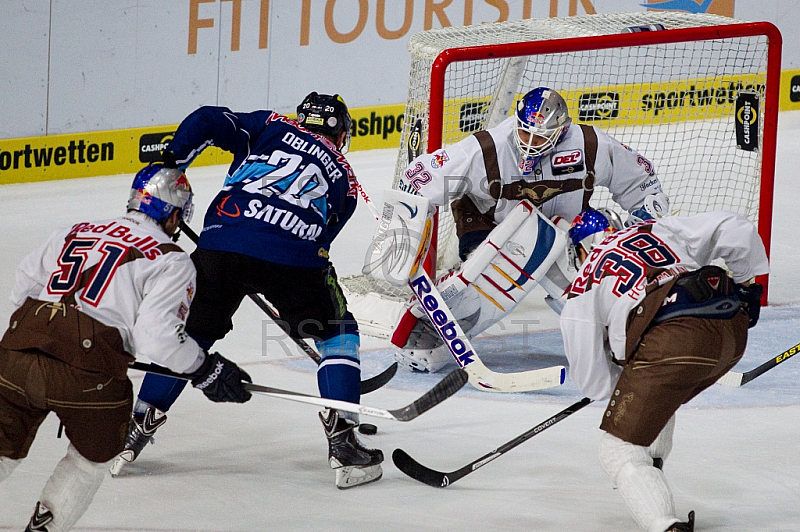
[2,73,798,187]
[0,103,407,186]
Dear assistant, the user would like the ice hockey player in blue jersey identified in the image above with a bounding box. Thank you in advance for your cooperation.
[111,93,383,488]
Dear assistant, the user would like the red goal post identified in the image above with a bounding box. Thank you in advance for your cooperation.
[342,13,781,338]
[413,14,780,303]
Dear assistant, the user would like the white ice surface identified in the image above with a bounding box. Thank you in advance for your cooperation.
[2,112,800,531]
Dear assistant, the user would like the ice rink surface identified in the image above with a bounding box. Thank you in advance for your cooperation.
[1,113,800,530]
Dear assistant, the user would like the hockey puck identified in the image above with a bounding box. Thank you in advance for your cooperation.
[358,423,378,435]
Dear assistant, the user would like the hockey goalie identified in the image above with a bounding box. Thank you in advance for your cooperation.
[367,87,670,373]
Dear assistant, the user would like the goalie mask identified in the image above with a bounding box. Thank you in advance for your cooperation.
[513,87,572,175]
[127,163,194,224]
[567,208,619,269]
[296,92,353,154]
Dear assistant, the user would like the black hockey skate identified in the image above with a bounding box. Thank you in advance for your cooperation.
[109,407,167,476]
[319,409,383,489]
[25,501,53,532]
[665,511,695,532]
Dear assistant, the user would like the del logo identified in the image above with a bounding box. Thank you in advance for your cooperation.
[139,131,175,163]
[578,92,619,120]
[553,150,582,167]
[430,150,449,169]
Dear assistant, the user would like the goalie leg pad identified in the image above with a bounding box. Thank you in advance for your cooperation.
[422,200,567,337]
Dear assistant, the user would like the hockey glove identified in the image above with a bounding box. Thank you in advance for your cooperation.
[735,282,764,328]
[160,150,178,169]
[190,352,252,403]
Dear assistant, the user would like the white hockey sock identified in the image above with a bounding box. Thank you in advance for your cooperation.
[39,444,109,532]
[0,455,21,482]
[648,414,676,464]
[598,433,680,532]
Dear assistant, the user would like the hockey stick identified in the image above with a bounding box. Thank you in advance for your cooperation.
[392,397,592,487]
[408,267,566,393]
[716,340,800,387]
[178,221,397,394]
[130,361,467,421]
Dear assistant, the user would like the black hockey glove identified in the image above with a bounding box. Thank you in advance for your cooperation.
[190,352,252,403]
[160,149,178,169]
[735,282,764,328]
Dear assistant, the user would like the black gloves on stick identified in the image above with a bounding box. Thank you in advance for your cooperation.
[735,282,763,328]
[191,352,252,403]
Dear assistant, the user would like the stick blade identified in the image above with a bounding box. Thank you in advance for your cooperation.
[469,365,566,393]
[360,362,398,394]
[392,448,450,488]
[390,368,469,421]
[716,371,744,387]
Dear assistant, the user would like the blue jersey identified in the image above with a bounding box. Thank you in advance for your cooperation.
[168,106,358,268]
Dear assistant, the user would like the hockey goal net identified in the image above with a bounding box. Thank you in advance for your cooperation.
[343,12,780,338]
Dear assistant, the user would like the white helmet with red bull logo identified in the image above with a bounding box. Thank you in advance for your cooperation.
[513,87,572,174]
[127,163,194,224]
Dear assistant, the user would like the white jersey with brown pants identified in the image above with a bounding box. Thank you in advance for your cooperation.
[0,212,205,531]
[560,211,769,531]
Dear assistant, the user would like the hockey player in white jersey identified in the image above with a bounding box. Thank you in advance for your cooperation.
[389,87,670,372]
[0,164,252,532]
[560,208,767,531]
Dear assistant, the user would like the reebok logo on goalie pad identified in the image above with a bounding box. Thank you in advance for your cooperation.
[410,275,476,367]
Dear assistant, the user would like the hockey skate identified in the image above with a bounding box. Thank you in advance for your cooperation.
[665,511,695,532]
[319,409,383,489]
[25,501,53,532]
[110,407,167,476]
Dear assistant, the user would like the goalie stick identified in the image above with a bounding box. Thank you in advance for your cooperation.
[130,361,467,421]
[716,340,800,387]
[409,268,566,393]
[392,397,592,487]
[178,221,397,395]
[345,161,564,392]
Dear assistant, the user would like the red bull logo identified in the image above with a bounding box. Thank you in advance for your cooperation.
[430,150,450,169]
[175,174,190,190]
[137,190,153,205]
[527,111,546,125]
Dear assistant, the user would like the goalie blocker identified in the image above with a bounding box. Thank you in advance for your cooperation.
[362,189,434,287]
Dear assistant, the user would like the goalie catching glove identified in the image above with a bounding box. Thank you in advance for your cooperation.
[626,192,670,226]
[189,352,252,403]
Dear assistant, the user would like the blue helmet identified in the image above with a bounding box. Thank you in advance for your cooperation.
[568,208,618,268]
[514,87,572,174]
[127,164,194,223]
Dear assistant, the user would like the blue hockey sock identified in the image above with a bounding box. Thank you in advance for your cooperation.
[136,368,189,412]
[315,333,360,405]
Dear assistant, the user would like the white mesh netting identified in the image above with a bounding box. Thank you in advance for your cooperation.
[342,12,776,336]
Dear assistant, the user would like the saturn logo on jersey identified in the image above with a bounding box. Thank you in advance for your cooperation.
[242,198,323,241]
[215,195,241,218]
